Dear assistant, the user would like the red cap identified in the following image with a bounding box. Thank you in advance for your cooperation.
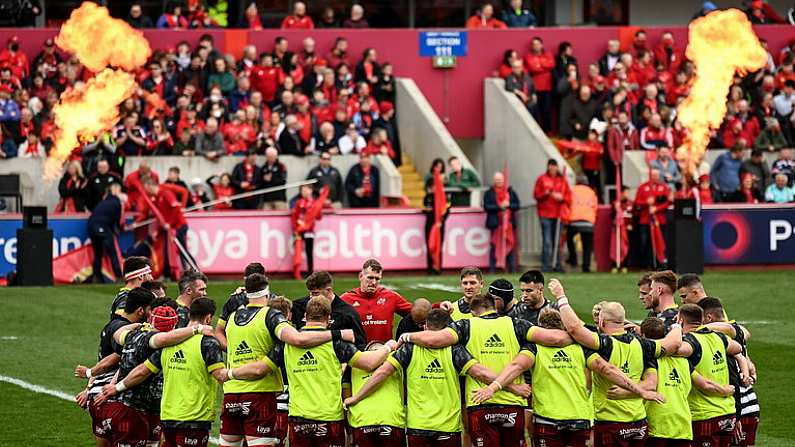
[315,58,328,67]
[379,100,394,114]
[594,75,605,84]
[149,306,179,332]
[295,94,309,105]
[0,84,13,94]
[751,0,763,8]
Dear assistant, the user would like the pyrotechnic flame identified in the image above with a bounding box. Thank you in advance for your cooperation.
[45,2,151,178]
[676,9,767,180]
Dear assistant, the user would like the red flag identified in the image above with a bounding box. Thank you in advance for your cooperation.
[136,183,183,279]
[52,242,121,284]
[427,170,446,271]
[293,186,330,279]
[492,162,516,270]
[610,160,628,266]
[650,215,667,265]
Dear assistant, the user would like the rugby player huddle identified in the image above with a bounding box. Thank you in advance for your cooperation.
[73,256,759,447]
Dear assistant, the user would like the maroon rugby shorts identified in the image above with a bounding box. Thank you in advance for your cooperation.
[351,425,405,447]
[220,392,278,439]
[533,422,591,447]
[288,420,345,447]
[162,427,210,447]
[406,432,462,447]
[467,406,525,446]
[88,399,113,439]
[105,401,151,446]
[593,420,648,447]
[693,415,736,447]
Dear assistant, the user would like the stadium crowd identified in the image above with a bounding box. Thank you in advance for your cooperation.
[72,258,760,447]
[501,26,795,205]
[0,29,399,211]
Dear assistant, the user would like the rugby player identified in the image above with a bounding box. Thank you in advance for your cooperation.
[174,270,208,328]
[291,271,367,349]
[472,309,665,447]
[96,298,214,447]
[74,288,155,446]
[109,256,153,316]
[675,304,749,447]
[509,269,558,324]
[221,273,356,447]
[395,298,432,338]
[341,258,413,343]
[141,280,167,298]
[698,298,760,447]
[215,262,267,350]
[487,278,517,315]
[551,279,683,447]
[98,298,227,447]
[449,266,485,320]
[646,270,680,330]
[344,308,530,447]
[401,292,572,446]
[677,273,708,305]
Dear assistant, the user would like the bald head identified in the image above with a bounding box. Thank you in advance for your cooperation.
[410,298,432,326]
[493,172,505,188]
[598,301,626,333]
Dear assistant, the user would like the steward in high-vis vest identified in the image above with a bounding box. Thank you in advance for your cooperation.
[471,308,666,447]
[552,279,683,447]
[220,273,357,447]
[398,294,573,446]
[229,296,395,447]
[565,177,598,273]
[345,308,531,447]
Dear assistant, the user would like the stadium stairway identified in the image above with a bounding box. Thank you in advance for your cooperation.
[398,154,425,208]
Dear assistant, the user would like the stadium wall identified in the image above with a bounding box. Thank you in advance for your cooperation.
[2,25,792,139]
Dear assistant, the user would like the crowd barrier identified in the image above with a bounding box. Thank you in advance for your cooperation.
[0,203,792,277]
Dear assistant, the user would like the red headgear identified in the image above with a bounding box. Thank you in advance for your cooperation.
[149,306,179,332]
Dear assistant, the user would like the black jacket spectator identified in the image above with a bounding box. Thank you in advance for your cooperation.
[345,160,380,208]
[86,171,122,211]
[57,173,86,212]
[278,126,306,156]
[259,159,288,202]
[230,159,261,209]
[483,186,520,230]
[306,163,344,204]
[560,87,599,140]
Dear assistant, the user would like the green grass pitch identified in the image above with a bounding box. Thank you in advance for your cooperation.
[0,269,793,445]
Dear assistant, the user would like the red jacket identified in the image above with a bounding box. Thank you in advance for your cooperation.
[340,286,413,343]
[142,185,188,229]
[607,125,640,163]
[634,180,671,225]
[250,65,284,102]
[524,52,555,92]
[362,140,395,159]
[652,43,684,73]
[281,15,314,29]
[124,169,160,211]
[533,173,571,219]
[465,16,507,29]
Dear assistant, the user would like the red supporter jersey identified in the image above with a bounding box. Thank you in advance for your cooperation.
[340,287,412,343]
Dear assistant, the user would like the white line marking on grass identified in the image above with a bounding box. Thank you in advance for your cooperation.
[0,374,222,445]
[415,283,459,293]
[0,336,19,340]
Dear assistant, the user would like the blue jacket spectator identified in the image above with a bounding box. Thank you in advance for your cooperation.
[649,148,682,190]
[765,174,795,203]
[502,0,537,27]
[710,147,744,202]
[0,92,20,123]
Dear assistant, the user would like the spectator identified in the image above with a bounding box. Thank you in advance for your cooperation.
[165,166,190,196]
[747,0,786,24]
[327,37,351,69]
[466,3,507,29]
[147,118,174,155]
[640,113,673,150]
[17,133,44,158]
[315,121,340,154]
[765,173,795,202]
[229,76,251,113]
[207,58,236,97]
[87,182,124,283]
[86,159,122,211]
[560,85,598,140]
[206,172,235,210]
[581,129,604,193]
[318,6,339,28]
[498,49,520,78]
[504,59,535,112]
[755,118,788,151]
[502,0,536,27]
[598,39,621,76]
[710,145,744,202]
[124,161,159,210]
[278,114,309,156]
[771,147,795,185]
[533,159,571,272]
[272,36,290,70]
[566,176,597,273]
[483,171,520,272]
[0,84,20,123]
[241,2,264,29]
[634,168,671,268]
[222,110,256,155]
[16,0,41,27]
[773,79,795,120]
[741,149,772,197]
[115,114,147,156]
[631,29,649,57]
[649,147,682,191]
[259,147,288,210]
[375,63,395,103]
[250,53,284,105]
[345,152,380,208]
[423,158,446,187]
[553,42,578,82]
[195,117,225,161]
[56,160,87,213]
[157,1,188,29]
[355,49,381,86]
[231,150,260,209]
[737,173,762,203]
[447,156,480,206]
[343,4,370,28]
[282,1,314,29]
[525,37,555,131]
[126,2,154,29]
[363,127,395,160]
[174,129,195,156]
[338,122,367,155]
[306,152,344,207]
[653,32,684,74]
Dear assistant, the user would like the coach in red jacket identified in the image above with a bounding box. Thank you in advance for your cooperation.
[634,169,671,268]
[141,177,195,270]
[533,159,571,272]
[341,258,412,343]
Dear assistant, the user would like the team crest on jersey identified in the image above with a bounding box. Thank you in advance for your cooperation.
[376,297,386,305]
[484,334,504,348]
[352,301,360,307]
[298,351,318,366]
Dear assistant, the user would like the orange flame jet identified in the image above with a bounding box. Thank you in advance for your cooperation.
[676,9,767,181]
[46,2,151,178]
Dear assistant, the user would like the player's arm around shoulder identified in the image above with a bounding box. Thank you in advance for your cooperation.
[692,371,735,396]
[112,323,142,345]
[399,321,461,348]
[349,340,398,372]
[546,279,595,349]
[229,343,283,381]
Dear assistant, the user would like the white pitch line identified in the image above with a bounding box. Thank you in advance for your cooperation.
[0,336,19,340]
[0,374,221,445]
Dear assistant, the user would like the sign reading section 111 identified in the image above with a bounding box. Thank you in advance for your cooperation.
[419,31,468,57]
